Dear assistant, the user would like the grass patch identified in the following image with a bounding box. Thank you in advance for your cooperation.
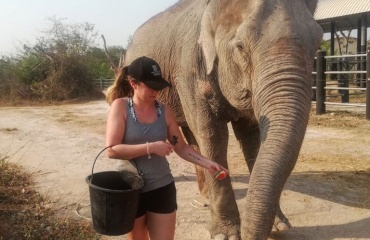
[0,157,100,240]
[309,108,368,129]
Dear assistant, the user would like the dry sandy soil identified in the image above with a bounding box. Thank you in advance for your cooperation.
[0,100,369,240]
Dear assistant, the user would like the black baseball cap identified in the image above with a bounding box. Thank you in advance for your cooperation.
[127,56,171,91]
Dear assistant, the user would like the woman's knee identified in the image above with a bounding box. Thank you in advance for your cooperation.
[127,215,148,240]
[146,211,176,240]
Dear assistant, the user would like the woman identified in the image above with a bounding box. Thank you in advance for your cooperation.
[105,56,229,240]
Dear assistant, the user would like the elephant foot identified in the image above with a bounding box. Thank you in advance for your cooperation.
[273,220,290,231]
[213,234,240,240]
[273,209,292,231]
[209,219,240,240]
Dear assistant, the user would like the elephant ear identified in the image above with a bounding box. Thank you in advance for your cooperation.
[198,8,217,75]
[304,0,319,15]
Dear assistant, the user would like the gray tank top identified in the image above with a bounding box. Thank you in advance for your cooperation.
[121,97,174,192]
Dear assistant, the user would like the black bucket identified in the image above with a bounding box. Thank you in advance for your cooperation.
[86,146,144,236]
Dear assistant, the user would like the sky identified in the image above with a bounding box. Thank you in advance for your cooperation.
[0,0,178,55]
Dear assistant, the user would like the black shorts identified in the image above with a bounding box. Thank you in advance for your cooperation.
[136,181,177,218]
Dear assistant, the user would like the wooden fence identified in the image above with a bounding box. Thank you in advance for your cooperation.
[93,78,114,90]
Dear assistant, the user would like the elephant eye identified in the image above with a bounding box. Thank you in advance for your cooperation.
[235,41,244,51]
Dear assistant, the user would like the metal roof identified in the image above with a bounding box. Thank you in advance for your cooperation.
[314,0,370,32]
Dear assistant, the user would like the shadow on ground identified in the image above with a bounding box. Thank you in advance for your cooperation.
[175,170,370,209]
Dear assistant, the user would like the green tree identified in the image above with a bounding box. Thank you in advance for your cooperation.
[320,40,330,56]
[0,55,18,97]
[86,45,125,79]
[15,50,50,85]
[0,17,125,102]
[2,17,103,101]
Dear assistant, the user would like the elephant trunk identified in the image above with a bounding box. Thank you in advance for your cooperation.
[242,48,313,239]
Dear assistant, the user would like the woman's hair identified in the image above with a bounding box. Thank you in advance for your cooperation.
[106,67,137,105]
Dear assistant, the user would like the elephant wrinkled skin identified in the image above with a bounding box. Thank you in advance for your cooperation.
[124,0,323,239]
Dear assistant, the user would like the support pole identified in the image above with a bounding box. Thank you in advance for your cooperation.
[316,50,326,115]
[339,57,349,103]
[366,48,370,120]
[356,18,362,87]
[329,21,336,80]
[312,58,317,101]
[361,13,368,88]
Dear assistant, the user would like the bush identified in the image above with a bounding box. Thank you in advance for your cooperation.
[0,17,123,103]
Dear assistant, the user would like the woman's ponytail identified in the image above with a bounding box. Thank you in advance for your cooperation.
[106,66,133,105]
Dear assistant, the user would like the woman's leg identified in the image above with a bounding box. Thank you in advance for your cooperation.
[140,181,177,240]
[127,215,149,240]
[146,211,176,240]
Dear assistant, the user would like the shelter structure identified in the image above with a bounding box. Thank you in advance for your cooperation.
[314,0,370,87]
[314,0,370,55]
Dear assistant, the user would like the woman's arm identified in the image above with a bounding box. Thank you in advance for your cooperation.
[165,105,229,176]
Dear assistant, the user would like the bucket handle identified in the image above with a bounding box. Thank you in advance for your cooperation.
[90,145,114,183]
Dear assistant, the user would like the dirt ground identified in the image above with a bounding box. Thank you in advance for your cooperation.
[0,100,369,240]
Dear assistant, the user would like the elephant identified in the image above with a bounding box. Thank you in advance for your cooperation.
[122,0,323,239]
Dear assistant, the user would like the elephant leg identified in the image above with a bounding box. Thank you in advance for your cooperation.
[190,118,240,239]
[230,116,260,173]
[181,126,209,199]
[230,118,291,233]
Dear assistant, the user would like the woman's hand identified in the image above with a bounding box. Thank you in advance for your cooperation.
[207,161,229,178]
[149,141,174,157]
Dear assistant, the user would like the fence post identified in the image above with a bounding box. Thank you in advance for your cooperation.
[338,57,349,103]
[100,78,103,89]
[362,50,367,88]
[312,58,317,101]
[316,50,326,115]
[366,48,370,120]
